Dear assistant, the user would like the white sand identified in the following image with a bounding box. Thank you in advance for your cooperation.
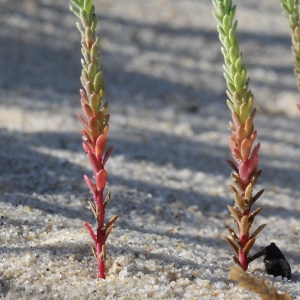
[0,0,300,299]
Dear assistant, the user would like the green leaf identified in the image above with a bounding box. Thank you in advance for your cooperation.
[84,0,92,13]
[218,29,227,41]
[223,36,231,50]
[91,15,98,32]
[232,91,242,108]
[90,41,98,61]
[81,69,89,84]
[76,22,84,35]
[222,14,232,33]
[229,46,239,62]
[83,49,91,64]
[287,0,295,12]
[281,3,290,14]
[89,93,100,111]
[246,90,253,103]
[81,58,88,73]
[234,57,242,73]
[234,73,244,92]
[223,64,230,74]
[227,82,236,94]
[223,72,234,85]
[239,102,249,122]
[217,1,226,16]
[296,27,300,39]
[85,26,94,44]
[224,0,232,12]
[212,0,218,12]
[247,96,253,109]
[81,39,89,52]
[212,12,223,23]
[229,64,237,78]
[217,24,226,35]
[224,56,231,67]
[70,5,80,18]
[90,4,95,17]
[88,63,97,79]
[70,0,82,9]
[94,72,104,93]
[221,47,229,60]
[240,69,247,84]
[226,90,233,101]
[80,9,89,27]
[230,4,236,19]
[226,99,235,112]
[228,28,236,44]
[289,14,296,27]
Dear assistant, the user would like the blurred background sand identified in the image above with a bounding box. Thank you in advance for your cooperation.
[0,0,300,299]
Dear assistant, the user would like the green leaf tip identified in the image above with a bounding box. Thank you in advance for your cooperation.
[213,0,253,120]
[70,5,80,18]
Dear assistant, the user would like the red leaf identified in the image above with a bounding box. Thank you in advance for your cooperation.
[83,142,100,173]
[81,102,93,119]
[239,161,250,185]
[88,153,100,173]
[95,134,106,159]
[80,89,87,98]
[236,126,247,141]
[84,221,97,244]
[240,138,252,160]
[232,111,241,127]
[82,141,93,154]
[88,116,100,139]
[81,129,92,143]
[103,124,109,135]
[95,169,107,191]
[103,146,113,166]
[229,135,239,152]
[232,148,243,165]
[250,143,260,160]
[76,112,87,127]
[84,175,96,194]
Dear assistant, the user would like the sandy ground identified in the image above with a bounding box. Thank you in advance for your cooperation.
[0,0,300,299]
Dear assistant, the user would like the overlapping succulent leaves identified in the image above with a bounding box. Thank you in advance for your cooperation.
[213,0,266,270]
[280,0,300,80]
[70,0,117,278]
[280,0,300,117]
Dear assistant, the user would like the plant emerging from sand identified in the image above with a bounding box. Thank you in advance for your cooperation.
[212,0,266,271]
[280,0,300,117]
[70,0,118,279]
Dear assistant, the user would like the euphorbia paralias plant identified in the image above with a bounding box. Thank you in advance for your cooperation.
[70,0,118,279]
[213,0,267,271]
[280,0,300,118]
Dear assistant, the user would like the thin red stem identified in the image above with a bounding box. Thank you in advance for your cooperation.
[238,250,248,271]
[96,224,105,279]
[97,257,105,279]
[95,181,106,279]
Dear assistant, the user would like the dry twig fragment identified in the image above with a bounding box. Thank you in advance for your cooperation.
[228,265,293,300]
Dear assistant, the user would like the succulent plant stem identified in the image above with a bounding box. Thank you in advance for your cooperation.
[213,0,266,271]
[70,0,118,279]
[280,0,300,117]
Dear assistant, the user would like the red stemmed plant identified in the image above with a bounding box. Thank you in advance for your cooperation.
[213,0,267,271]
[70,0,118,279]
